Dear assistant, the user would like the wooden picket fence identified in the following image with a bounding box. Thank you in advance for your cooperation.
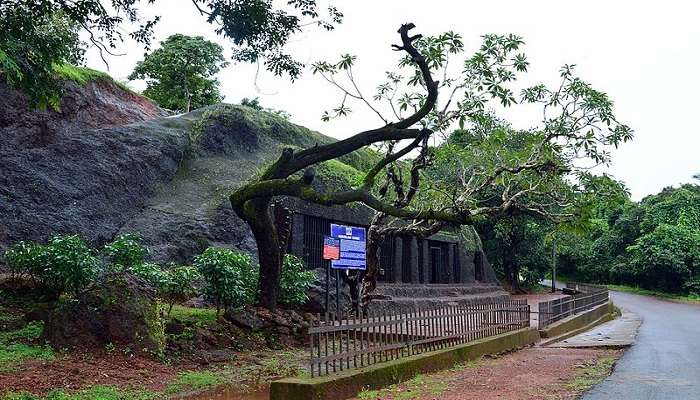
[308,298,530,377]
[537,284,609,329]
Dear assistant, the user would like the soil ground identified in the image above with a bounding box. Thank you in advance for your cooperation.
[352,347,622,400]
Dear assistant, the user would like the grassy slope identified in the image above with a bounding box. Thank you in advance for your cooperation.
[52,64,135,93]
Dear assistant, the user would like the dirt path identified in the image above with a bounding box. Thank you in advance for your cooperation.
[352,347,622,400]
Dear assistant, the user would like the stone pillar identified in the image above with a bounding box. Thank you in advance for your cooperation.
[421,240,430,284]
[410,237,420,283]
[392,236,403,283]
[458,246,475,284]
[446,244,455,284]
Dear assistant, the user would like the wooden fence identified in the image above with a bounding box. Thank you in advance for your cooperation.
[537,284,609,329]
[308,298,530,377]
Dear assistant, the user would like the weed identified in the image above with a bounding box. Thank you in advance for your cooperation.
[565,356,617,392]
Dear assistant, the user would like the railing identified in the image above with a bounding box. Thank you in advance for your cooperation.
[537,283,609,329]
[308,299,530,377]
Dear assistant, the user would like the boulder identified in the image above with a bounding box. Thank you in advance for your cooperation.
[224,307,271,331]
[42,273,165,355]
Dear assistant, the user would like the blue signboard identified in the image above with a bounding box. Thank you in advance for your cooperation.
[330,223,366,270]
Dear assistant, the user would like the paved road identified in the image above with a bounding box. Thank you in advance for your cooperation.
[583,291,700,400]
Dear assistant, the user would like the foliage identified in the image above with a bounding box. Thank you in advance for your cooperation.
[240,97,291,120]
[0,7,86,109]
[193,247,258,312]
[278,255,315,306]
[41,235,99,299]
[558,183,700,296]
[161,265,201,314]
[230,24,632,309]
[3,0,340,109]
[3,236,98,299]
[3,241,47,280]
[129,263,168,289]
[129,34,228,112]
[103,234,149,271]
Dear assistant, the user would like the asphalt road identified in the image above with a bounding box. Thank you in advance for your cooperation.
[582,291,700,400]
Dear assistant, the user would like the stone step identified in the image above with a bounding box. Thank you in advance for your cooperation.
[373,283,502,298]
[366,291,510,314]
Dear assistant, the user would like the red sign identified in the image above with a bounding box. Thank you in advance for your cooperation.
[323,236,340,260]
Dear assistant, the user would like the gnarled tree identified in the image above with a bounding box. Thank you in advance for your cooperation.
[231,23,633,310]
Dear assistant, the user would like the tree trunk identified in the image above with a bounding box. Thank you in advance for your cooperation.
[243,198,283,310]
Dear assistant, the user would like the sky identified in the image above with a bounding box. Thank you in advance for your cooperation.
[84,0,700,201]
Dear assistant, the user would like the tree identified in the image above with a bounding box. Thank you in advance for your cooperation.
[129,34,228,112]
[229,24,632,309]
[1,0,341,108]
[0,8,86,109]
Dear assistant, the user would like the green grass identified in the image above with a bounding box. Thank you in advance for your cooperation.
[0,321,54,372]
[52,64,135,93]
[357,373,449,400]
[565,356,617,392]
[165,370,221,394]
[167,305,218,325]
[2,385,158,400]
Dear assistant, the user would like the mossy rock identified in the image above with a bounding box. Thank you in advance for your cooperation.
[42,272,165,356]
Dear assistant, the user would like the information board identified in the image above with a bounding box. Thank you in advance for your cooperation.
[329,223,366,270]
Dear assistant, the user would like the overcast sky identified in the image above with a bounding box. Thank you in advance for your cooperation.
[85,0,700,201]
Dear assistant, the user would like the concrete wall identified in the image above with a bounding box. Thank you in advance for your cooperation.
[271,328,540,400]
[539,301,615,339]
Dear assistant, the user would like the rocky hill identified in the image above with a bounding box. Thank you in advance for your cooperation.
[0,72,372,263]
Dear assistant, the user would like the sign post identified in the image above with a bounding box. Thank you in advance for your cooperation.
[322,236,340,312]
[326,224,367,319]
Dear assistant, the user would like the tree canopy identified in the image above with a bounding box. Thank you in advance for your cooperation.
[0,0,341,109]
[129,34,228,112]
[228,24,632,309]
[557,183,700,296]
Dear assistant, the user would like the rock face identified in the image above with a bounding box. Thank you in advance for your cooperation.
[42,273,165,354]
[0,79,360,264]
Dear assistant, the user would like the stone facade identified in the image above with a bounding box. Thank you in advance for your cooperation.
[283,199,506,313]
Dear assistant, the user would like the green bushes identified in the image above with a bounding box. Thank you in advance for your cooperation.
[161,265,200,314]
[193,248,258,313]
[278,254,316,307]
[2,235,315,311]
[3,235,98,299]
[103,233,149,271]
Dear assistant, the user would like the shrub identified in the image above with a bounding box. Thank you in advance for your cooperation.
[278,255,315,307]
[2,241,47,280]
[193,248,257,313]
[161,265,201,315]
[103,233,148,271]
[129,262,169,290]
[41,235,99,299]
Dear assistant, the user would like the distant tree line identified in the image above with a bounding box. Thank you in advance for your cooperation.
[553,183,700,296]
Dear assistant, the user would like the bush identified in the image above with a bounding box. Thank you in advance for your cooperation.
[193,248,257,313]
[41,235,99,299]
[161,265,201,315]
[2,241,47,280]
[278,254,315,307]
[103,233,148,271]
[129,262,169,289]
[3,236,98,299]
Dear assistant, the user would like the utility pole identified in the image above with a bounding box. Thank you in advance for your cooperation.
[551,233,557,293]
